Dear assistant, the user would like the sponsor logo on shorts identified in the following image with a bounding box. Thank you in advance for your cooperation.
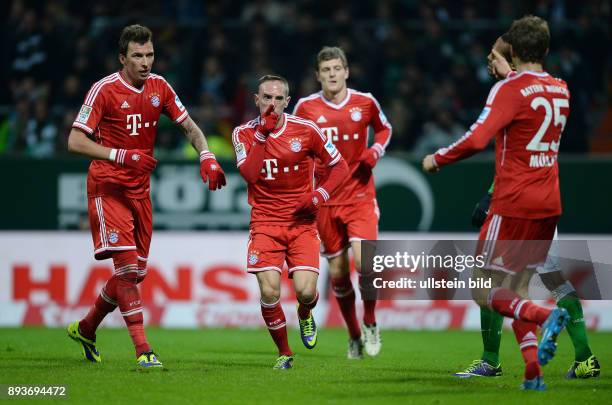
[77,105,92,124]
[289,138,302,152]
[350,107,362,122]
[108,229,119,244]
[248,251,259,265]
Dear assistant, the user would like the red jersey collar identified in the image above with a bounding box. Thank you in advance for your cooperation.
[118,70,146,93]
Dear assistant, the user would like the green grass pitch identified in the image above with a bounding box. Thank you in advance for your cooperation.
[0,328,609,404]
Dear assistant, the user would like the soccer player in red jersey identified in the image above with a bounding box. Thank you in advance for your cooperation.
[232,74,349,369]
[293,47,392,359]
[455,35,600,381]
[423,16,572,390]
[65,25,226,368]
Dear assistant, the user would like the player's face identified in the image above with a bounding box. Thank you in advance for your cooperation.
[316,58,348,94]
[120,41,155,84]
[255,80,290,116]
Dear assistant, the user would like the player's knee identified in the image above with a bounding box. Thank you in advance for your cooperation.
[296,289,316,304]
[260,284,281,303]
[295,284,317,303]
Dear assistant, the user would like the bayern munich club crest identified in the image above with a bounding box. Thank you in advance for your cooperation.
[150,93,161,108]
[289,138,302,153]
[248,251,259,265]
[107,229,119,244]
[350,107,362,122]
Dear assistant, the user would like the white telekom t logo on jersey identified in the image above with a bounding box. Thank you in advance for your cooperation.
[263,159,278,180]
[320,127,338,142]
[126,114,142,136]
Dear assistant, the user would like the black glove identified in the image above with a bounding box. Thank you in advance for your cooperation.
[471,193,491,228]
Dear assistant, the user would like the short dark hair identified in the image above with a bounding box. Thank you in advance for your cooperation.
[258,74,289,95]
[505,15,550,63]
[498,33,513,63]
[119,24,153,56]
[316,46,348,70]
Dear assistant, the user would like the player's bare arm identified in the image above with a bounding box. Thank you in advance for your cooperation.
[179,116,209,153]
[67,127,157,175]
[67,128,114,160]
[178,116,226,190]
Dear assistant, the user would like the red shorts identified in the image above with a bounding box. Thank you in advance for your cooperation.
[317,199,379,257]
[478,213,558,274]
[247,224,320,277]
[88,193,152,262]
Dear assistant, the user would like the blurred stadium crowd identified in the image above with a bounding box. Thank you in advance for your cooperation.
[1,0,609,160]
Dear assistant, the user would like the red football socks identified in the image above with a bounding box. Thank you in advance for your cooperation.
[331,274,361,339]
[512,320,541,380]
[79,276,118,340]
[297,291,319,320]
[261,299,292,356]
[117,276,151,357]
[490,288,551,325]
[114,251,151,357]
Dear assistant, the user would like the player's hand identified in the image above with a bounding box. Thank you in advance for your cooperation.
[490,49,512,80]
[255,105,279,142]
[422,154,439,173]
[113,148,157,174]
[471,193,491,228]
[200,151,227,190]
[359,148,380,170]
[294,189,326,218]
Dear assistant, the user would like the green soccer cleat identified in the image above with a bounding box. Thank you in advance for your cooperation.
[567,355,601,379]
[137,351,163,369]
[298,311,318,349]
[273,355,293,370]
[67,321,101,363]
[453,359,502,378]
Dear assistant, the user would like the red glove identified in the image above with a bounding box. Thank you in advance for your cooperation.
[359,147,380,170]
[294,188,328,218]
[254,105,279,142]
[199,151,227,190]
[111,148,157,174]
[354,147,379,183]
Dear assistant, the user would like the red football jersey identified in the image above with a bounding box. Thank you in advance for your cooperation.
[232,113,341,224]
[72,71,189,198]
[293,89,392,205]
[434,71,570,219]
